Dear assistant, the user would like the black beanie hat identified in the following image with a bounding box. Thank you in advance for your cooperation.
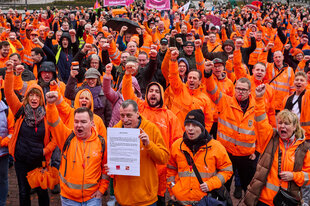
[184,109,205,130]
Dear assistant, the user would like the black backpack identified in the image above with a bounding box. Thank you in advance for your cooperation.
[61,131,105,177]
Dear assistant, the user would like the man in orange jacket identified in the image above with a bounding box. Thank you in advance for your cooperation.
[259,46,295,111]
[46,92,109,205]
[121,67,183,205]
[204,64,258,194]
[0,41,10,68]
[110,99,169,206]
[168,49,214,132]
[167,109,233,205]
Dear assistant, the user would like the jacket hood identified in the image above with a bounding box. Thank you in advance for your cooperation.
[119,76,142,99]
[223,39,235,52]
[24,83,46,107]
[38,61,57,79]
[230,32,238,39]
[59,32,72,49]
[74,89,94,112]
[145,82,164,108]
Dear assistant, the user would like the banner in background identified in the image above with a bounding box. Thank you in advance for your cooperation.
[104,0,127,7]
[126,0,134,6]
[145,0,170,10]
[178,1,190,13]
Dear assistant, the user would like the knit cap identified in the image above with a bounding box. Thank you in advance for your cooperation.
[184,109,205,131]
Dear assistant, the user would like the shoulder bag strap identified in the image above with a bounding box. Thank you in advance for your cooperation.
[269,67,285,84]
[183,150,204,184]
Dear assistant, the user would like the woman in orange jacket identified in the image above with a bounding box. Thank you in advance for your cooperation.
[167,109,233,205]
[4,60,56,206]
[241,84,310,206]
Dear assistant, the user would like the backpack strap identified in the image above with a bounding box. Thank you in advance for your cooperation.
[62,131,75,177]
[61,132,106,177]
[98,135,106,155]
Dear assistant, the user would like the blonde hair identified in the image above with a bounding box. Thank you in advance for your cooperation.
[23,88,44,106]
[277,109,304,139]
[79,90,92,107]
[295,71,307,79]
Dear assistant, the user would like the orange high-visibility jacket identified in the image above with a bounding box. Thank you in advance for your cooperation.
[233,49,276,127]
[122,74,183,197]
[20,29,42,66]
[254,96,310,206]
[168,60,214,132]
[46,104,109,203]
[259,51,295,110]
[248,40,265,66]
[52,88,107,137]
[167,138,233,206]
[113,117,169,206]
[283,89,310,140]
[205,72,257,156]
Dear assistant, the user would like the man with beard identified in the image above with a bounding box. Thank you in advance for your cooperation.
[0,41,12,68]
[122,67,183,205]
[204,64,258,196]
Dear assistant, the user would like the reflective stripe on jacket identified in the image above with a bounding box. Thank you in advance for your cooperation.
[167,138,233,205]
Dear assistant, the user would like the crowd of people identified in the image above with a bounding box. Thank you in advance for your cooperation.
[0,0,310,205]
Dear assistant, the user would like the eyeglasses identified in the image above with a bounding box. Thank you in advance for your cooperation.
[235,87,249,93]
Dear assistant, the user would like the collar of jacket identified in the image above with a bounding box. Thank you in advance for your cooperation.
[231,94,255,115]
[274,62,289,71]
[187,85,203,95]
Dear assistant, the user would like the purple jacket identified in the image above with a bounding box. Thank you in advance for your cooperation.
[102,75,142,127]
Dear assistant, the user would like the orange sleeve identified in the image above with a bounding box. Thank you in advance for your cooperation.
[4,71,23,115]
[46,104,73,150]
[195,46,205,76]
[221,28,228,42]
[108,39,121,65]
[168,60,183,95]
[233,49,249,80]
[225,59,235,83]
[122,73,144,107]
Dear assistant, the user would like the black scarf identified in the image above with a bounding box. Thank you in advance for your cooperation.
[284,89,306,112]
[238,98,249,114]
[183,130,211,155]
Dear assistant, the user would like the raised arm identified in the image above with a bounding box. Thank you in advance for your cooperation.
[46,91,72,149]
[3,61,23,115]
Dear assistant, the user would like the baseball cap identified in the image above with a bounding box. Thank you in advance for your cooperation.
[160,38,168,45]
